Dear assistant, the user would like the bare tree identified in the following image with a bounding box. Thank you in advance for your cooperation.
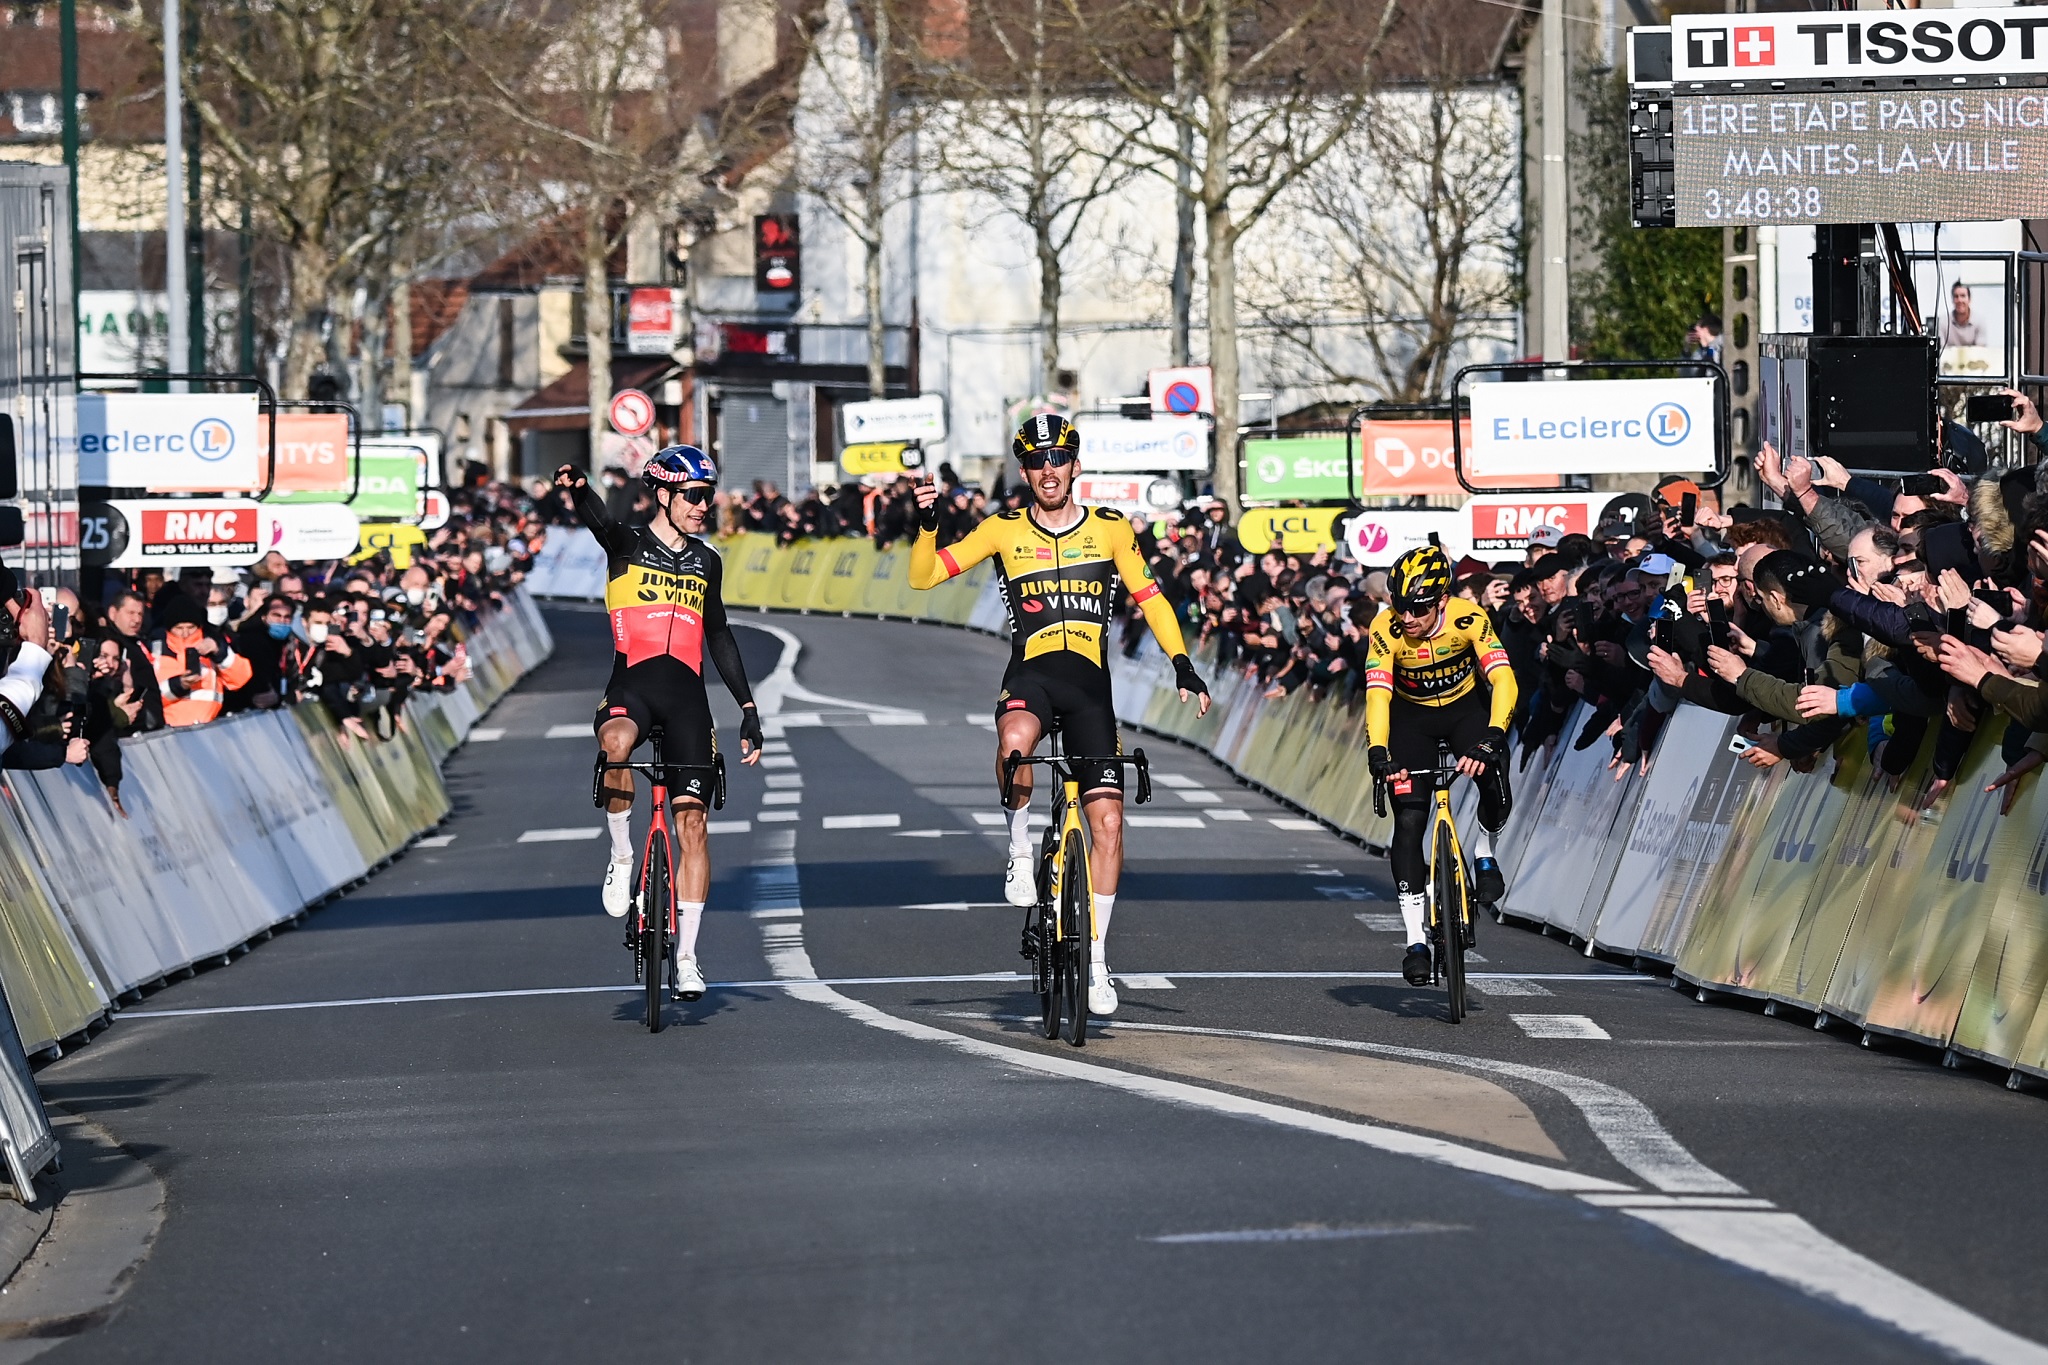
[1065,0,1401,507]
[1241,74,1519,404]
[924,0,1146,399]
[795,0,925,398]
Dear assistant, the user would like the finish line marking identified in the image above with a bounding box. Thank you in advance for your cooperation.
[114,970,1655,1019]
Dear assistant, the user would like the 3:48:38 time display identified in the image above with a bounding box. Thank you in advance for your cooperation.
[1699,186,1825,220]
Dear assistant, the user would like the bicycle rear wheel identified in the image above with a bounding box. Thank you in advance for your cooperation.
[644,837,670,1033]
[1432,820,1467,1024]
[1060,830,1090,1047]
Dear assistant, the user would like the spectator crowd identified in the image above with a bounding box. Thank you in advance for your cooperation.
[0,481,546,815]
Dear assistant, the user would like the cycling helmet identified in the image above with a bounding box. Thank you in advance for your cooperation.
[644,444,717,490]
[1389,543,1453,613]
[1012,413,1080,462]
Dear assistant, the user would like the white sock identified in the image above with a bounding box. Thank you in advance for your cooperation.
[678,900,706,960]
[1092,891,1115,948]
[1006,804,1032,856]
[1399,891,1426,945]
[606,809,632,859]
[1472,828,1496,862]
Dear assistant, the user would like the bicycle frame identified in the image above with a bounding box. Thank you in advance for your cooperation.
[1001,749,1154,947]
[592,731,726,979]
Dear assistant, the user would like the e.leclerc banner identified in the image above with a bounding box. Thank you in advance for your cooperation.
[1467,377,1717,479]
[77,393,260,491]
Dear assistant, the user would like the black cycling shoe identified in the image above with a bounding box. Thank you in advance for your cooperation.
[1402,942,1432,987]
[1474,857,1505,907]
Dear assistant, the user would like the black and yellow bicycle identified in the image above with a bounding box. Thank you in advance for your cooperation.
[1374,740,1476,1023]
[1002,746,1152,1047]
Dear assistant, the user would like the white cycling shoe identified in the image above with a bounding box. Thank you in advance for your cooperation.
[1088,958,1119,1017]
[673,955,706,1002]
[601,854,633,918]
[1004,853,1036,908]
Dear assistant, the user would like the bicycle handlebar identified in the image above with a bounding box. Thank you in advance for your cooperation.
[1000,748,1152,807]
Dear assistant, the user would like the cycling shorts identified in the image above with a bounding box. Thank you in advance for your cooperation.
[593,659,718,805]
[995,656,1123,794]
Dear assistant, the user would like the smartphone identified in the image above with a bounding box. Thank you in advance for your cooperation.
[1902,473,1947,498]
[51,604,68,640]
[1965,393,2017,424]
[1946,607,1967,636]
[185,647,200,674]
[1728,733,1755,755]
[1680,491,1698,528]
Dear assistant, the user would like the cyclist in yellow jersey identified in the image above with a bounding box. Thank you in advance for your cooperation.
[1364,542,1519,986]
[911,414,1210,1017]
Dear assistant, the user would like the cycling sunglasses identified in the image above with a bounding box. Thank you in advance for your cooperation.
[663,484,718,505]
[1018,449,1077,471]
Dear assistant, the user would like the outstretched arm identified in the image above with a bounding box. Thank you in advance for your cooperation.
[702,556,763,762]
[908,482,997,589]
[555,465,636,557]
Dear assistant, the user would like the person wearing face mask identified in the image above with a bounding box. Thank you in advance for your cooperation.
[229,595,298,711]
[149,597,253,727]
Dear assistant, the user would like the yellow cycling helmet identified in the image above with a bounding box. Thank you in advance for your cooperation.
[1389,543,1452,612]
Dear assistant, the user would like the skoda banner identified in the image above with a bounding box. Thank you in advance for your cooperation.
[1467,377,1717,478]
[77,393,261,491]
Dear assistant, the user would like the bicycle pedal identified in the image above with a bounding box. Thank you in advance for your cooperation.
[1020,925,1041,960]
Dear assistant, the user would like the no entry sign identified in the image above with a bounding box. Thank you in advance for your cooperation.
[609,389,656,437]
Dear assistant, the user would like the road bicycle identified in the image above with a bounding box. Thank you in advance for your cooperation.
[593,726,725,1033]
[1374,740,1475,1024]
[1001,743,1152,1047]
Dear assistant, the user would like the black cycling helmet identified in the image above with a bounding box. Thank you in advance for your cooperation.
[644,444,717,491]
[1389,543,1453,613]
[1012,413,1080,463]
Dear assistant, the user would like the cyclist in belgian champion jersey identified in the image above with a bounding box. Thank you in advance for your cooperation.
[1363,544,1518,987]
[909,414,1210,1017]
[554,448,763,1001]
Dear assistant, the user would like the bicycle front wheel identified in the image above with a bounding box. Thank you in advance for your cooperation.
[644,836,670,1033]
[1433,819,1468,1024]
[1060,830,1090,1047]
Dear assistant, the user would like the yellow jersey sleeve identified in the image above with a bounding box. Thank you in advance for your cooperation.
[1108,516,1188,659]
[1364,608,1397,749]
[910,516,999,590]
[1468,606,1518,731]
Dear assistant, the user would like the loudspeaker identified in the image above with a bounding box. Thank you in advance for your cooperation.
[1759,335,1936,476]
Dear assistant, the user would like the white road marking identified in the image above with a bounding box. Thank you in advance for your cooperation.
[894,829,975,838]
[870,712,928,726]
[1315,886,1375,901]
[1129,814,1205,829]
[1473,978,1556,998]
[1513,1014,1610,1039]
[544,724,587,739]
[1582,1194,1777,1209]
[764,773,804,789]
[971,812,1006,826]
[761,791,804,806]
[416,834,456,848]
[763,740,791,753]
[707,820,751,835]
[965,713,996,729]
[1205,809,1252,821]
[901,901,1011,911]
[515,827,602,843]
[469,727,505,742]
[1115,975,1175,990]
[1173,790,1221,805]
[748,907,802,920]
[758,810,799,822]
[1302,866,1343,877]
[1270,818,1322,831]
[1355,913,1405,932]
[761,755,798,769]
[1154,773,1201,789]
[1149,1223,1465,1245]
[822,814,901,830]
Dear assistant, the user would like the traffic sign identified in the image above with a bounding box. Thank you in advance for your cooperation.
[609,389,656,437]
[1147,365,1214,416]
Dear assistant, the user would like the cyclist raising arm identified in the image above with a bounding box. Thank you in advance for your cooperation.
[910,415,1209,1017]
[1363,544,1518,987]
[556,449,762,1002]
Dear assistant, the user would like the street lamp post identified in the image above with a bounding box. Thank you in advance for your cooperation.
[163,0,186,390]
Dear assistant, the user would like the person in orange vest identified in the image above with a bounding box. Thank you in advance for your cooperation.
[150,596,252,727]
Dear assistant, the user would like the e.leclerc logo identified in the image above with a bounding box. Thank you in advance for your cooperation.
[78,415,240,460]
[191,417,236,461]
[1489,400,1694,448]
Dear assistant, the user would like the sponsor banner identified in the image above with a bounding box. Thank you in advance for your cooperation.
[1342,509,1467,564]
[1764,744,1905,1008]
[127,499,262,564]
[259,503,362,561]
[1467,377,1717,478]
[1636,745,1761,962]
[843,394,946,445]
[1467,492,1609,553]
[1236,506,1347,554]
[1591,706,1737,956]
[1672,12,2048,84]
[1953,755,2048,1066]
[1074,474,1183,514]
[1243,425,1544,502]
[841,441,919,476]
[257,413,350,495]
[1498,722,1640,933]
[353,522,428,568]
[625,290,682,356]
[78,392,261,491]
[1077,416,1208,472]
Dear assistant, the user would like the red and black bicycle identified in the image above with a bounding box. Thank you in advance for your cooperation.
[593,727,725,1032]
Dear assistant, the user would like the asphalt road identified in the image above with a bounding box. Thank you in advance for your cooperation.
[28,605,2048,1363]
